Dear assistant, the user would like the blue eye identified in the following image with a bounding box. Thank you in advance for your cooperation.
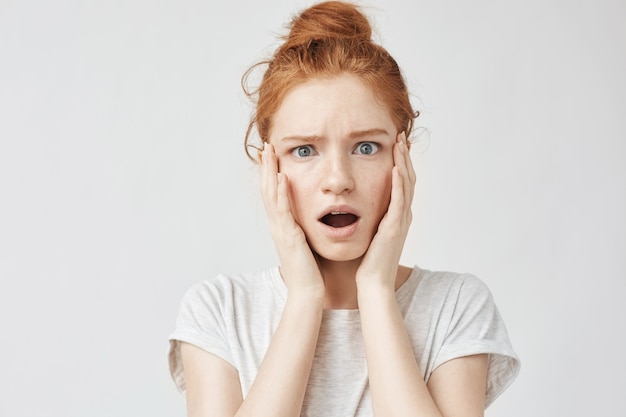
[292,145,316,158]
[354,142,379,155]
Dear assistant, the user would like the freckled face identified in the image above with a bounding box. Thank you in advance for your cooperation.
[268,74,397,262]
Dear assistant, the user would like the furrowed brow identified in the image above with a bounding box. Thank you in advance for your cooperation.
[348,128,391,140]
[279,129,390,143]
[280,135,323,143]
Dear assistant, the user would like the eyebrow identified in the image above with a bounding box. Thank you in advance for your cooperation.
[279,128,391,143]
[279,134,323,143]
[348,128,390,139]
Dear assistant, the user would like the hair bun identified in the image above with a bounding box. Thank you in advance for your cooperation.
[284,1,372,49]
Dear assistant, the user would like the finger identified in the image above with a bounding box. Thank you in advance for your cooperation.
[393,138,409,200]
[261,144,279,220]
[396,132,415,186]
[395,133,415,215]
[277,172,306,236]
[386,162,405,226]
[261,147,300,236]
[392,139,412,227]
[276,172,291,220]
[260,143,271,206]
[400,141,415,209]
[400,132,417,186]
[262,144,276,197]
[270,147,293,222]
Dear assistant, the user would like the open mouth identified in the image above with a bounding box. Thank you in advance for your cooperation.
[319,211,360,228]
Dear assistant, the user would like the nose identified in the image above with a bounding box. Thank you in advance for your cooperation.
[321,152,355,194]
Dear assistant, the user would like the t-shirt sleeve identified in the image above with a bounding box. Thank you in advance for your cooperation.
[434,274,520,408]
[168,279,235,394]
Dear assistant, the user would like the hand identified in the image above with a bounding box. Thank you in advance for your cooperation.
[260,143,325,298]
[356,132,416,291]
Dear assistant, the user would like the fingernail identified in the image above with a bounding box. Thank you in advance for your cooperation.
[401,131,407,143]
[399,141,405,154]
[277,173,283,184]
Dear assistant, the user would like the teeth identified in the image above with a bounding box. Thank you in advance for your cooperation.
[330,211,348,215]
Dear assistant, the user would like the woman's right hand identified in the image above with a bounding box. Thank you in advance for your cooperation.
[260,143,325,299]
[183,144,325,417]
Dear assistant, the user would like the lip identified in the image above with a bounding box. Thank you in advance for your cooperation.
[317,204,361,239]
[317,204,361,220]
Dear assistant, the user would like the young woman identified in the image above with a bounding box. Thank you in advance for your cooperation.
[168,2,519,416]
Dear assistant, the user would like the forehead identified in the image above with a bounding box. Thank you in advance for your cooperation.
[269,74,396,140]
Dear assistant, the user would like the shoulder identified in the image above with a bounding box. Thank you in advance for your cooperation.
[177,267,283,315]
[407,267,520,405]
[411,267,492,304]
[183,267,280,297]
[401,267,501,337]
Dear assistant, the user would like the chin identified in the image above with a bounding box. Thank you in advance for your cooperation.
[311,242,368,263]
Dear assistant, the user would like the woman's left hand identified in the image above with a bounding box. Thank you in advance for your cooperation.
[356,131,416,291]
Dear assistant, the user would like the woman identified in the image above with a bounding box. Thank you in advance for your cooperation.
[169,2,519,416]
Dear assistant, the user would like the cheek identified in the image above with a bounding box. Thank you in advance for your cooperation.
[367,167,393,215]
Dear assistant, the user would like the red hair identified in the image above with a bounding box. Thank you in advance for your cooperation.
[243,1,417,160]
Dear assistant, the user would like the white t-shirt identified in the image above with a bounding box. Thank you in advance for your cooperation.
[168,266,520,414]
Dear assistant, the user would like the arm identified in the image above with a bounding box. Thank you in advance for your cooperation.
[427,354,489,416]
[357,133,488,416]
[181,144,324,417]
[180,343,242,417]
[235,291,323,417]
[358,283,441,417]
[358,285,488,417]
[181,292,323,417]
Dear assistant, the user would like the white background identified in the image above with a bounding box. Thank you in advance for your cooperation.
[1,0,624,416]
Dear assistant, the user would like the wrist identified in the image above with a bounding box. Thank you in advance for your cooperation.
[356,280,396,305]
[287,286,325,307]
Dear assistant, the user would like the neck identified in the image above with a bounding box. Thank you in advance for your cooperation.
[317,256,361,310]
[316,256,414,310]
